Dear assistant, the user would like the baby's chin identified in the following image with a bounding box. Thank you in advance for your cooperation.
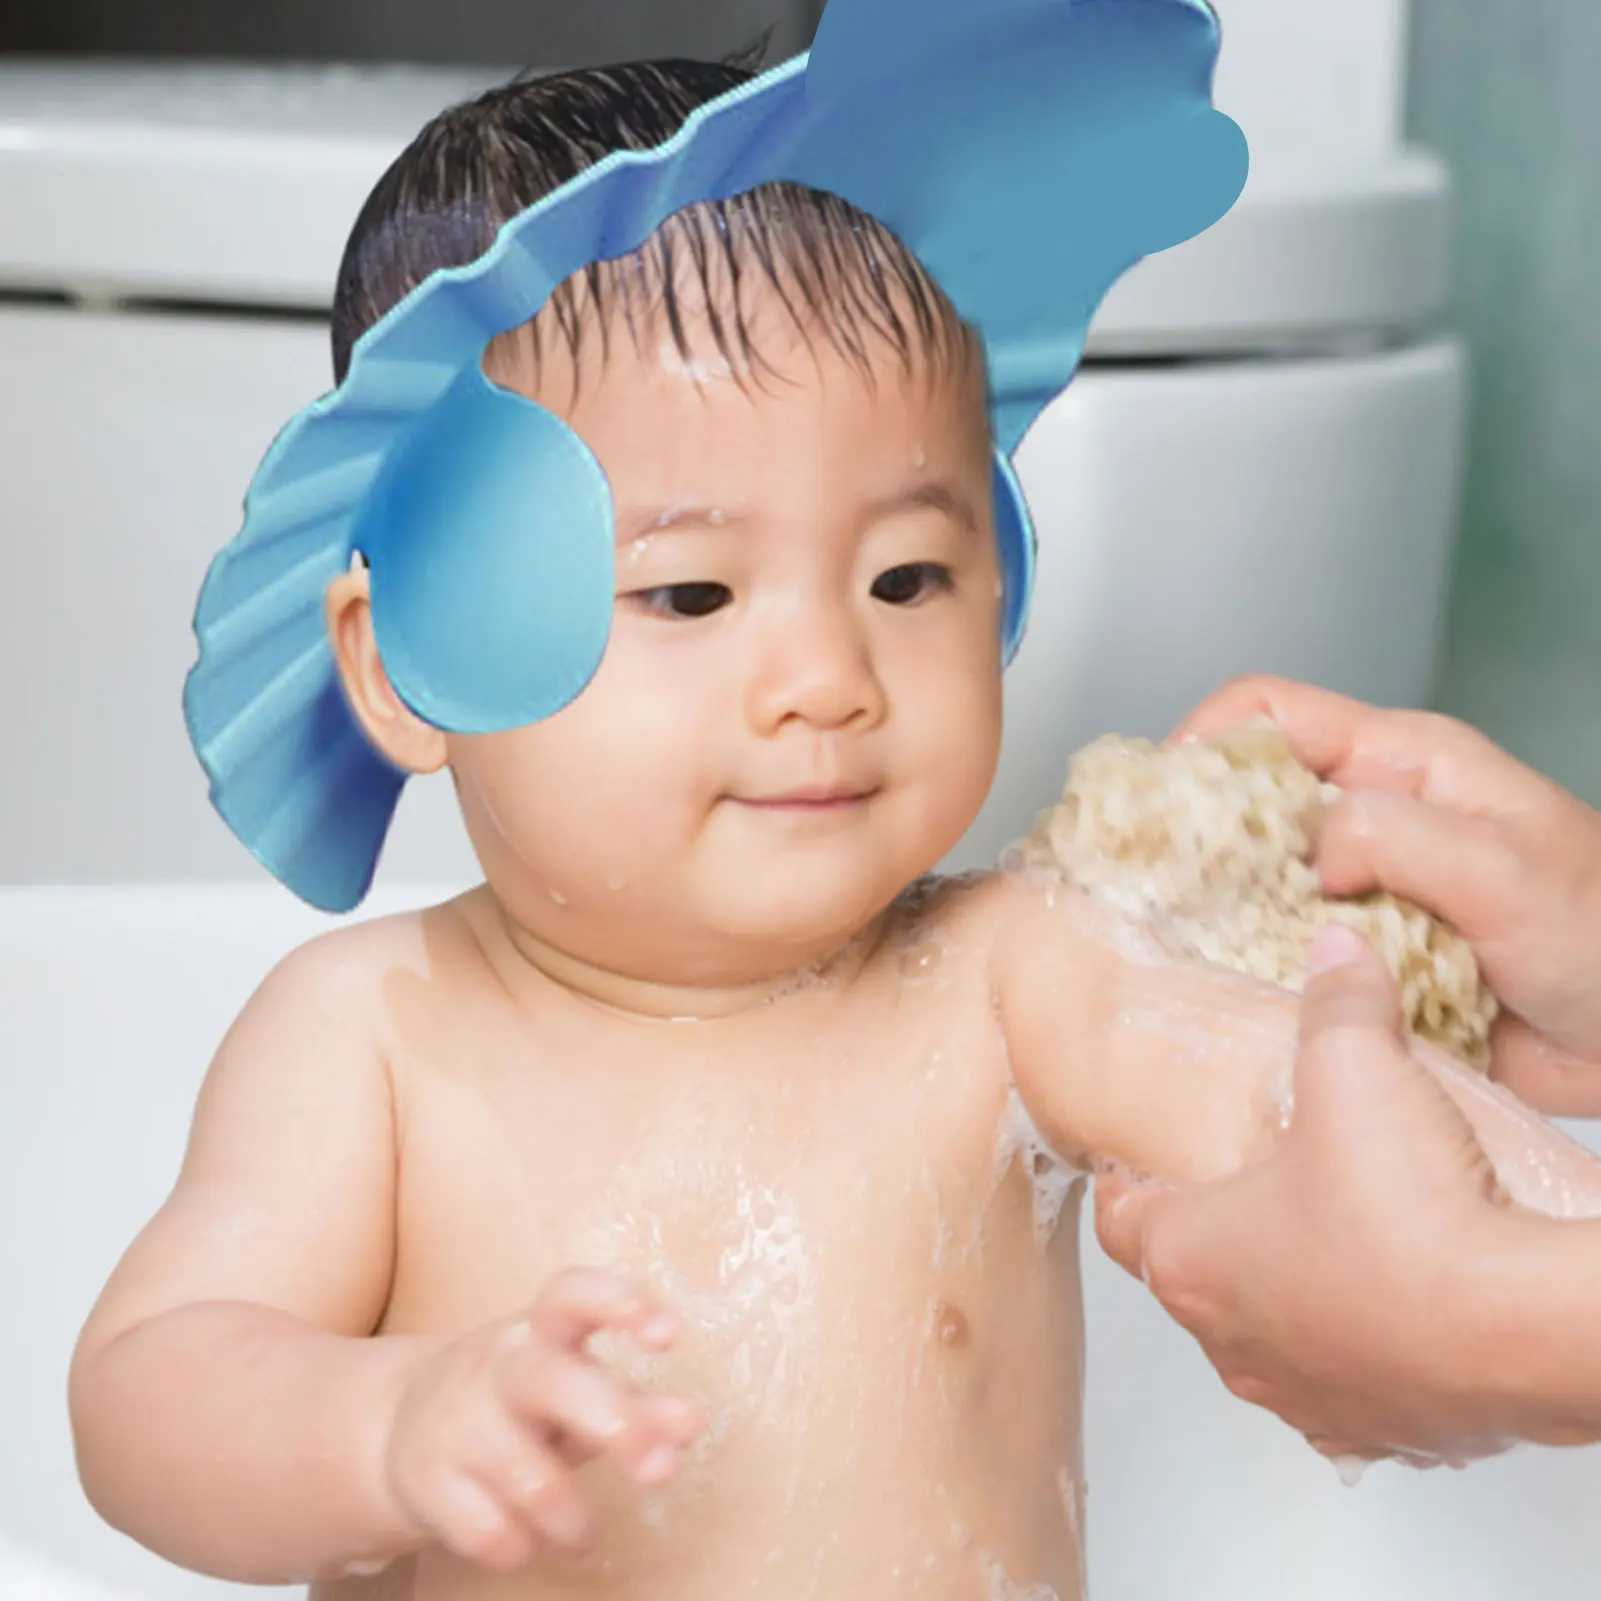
[696,856,925,959]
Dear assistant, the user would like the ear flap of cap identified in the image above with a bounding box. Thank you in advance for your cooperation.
[993,448,1036,662]
[358,363,617,735]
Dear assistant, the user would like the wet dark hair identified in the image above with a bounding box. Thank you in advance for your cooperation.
[329,50,975,392]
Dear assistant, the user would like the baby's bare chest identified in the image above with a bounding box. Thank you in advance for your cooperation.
[382,969,1029,1343]
[361,941,1090,1598]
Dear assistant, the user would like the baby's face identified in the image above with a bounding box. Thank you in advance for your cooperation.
[449,283,1003,983]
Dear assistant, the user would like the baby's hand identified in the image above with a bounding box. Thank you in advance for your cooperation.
[382,1268,701,1573]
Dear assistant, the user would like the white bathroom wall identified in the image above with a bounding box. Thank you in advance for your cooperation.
[1210,0,1407,169]
[0,302,482,891]
[1413,0,1601,806]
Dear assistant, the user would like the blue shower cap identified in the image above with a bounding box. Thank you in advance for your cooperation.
[184,0,1248,912]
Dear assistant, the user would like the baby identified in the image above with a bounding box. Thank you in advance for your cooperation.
[66,48,1601,1601]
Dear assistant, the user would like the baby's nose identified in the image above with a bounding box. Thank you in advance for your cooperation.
[745,601,887,733]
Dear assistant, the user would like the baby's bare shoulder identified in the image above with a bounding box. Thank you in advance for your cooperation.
[260,891,480,1005]
[892,869,1020,938]
[883,870,1024,977]
[79,897,488,1351]
[203,893,501,1102]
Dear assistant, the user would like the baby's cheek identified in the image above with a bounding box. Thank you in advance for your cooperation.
[935,686,1003,808]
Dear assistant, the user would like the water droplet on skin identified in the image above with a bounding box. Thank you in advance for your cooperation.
[606,873,626,892]
[914,445,928,468]
[708,507,726,525]
[549,887,569,907]
[899,938,944,981]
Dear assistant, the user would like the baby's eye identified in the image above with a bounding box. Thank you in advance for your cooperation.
[633,582,733,619]
[871,562,954,606]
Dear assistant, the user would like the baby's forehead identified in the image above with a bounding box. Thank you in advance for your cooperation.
[482,218,986,421]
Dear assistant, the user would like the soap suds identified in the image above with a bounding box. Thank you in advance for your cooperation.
[981,1552,1061,1601]
[991,1084,1084,1249]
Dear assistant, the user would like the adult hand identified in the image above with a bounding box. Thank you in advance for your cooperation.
[1171,676,1601,1116]
[1096,923,1595,1464]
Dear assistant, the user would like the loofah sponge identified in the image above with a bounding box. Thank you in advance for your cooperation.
[1019,718,1497,1070]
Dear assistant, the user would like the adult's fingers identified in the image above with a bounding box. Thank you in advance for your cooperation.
[1093,1169,1242,1338]
[1314,789,1525,947]
[1490,1015,1601,1118]
[1166,675,1538,814]
[1093,1169,1171,1282]
[1322,789,1601,1060]
[1169,677,1373,763]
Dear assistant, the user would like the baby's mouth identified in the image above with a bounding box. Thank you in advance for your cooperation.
[732,784,880,812]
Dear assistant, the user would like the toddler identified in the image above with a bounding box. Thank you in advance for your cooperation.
[67,33,1601,1601]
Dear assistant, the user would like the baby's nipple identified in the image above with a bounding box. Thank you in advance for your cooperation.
[930,1299,970,1349]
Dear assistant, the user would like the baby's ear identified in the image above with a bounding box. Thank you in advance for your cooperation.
[324,563,449,776]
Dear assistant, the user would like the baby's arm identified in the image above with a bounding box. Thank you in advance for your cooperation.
[71,922,702,1584]
[68,933,424,1583]
[987,875,1601,1213]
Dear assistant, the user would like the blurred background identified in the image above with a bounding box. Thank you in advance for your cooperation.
[1,4,1598,1601]
[1410,0,1601,805]
[0,0,824,66]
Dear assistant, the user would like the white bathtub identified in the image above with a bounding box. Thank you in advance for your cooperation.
[5,884,1601,1601]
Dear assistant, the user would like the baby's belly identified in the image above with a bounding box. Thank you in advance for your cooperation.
[321,1170,1089,1601]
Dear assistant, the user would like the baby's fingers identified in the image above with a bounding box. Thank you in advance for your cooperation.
[527,1267,680,1353]
[637,1392,704,1451]
[417,1468,546,1574]
[499,1346,690,1485]
[491,1440,599,1565]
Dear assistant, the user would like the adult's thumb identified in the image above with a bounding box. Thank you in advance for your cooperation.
[1093,1168,1170,1282]
[1297,922,1507,1203]
[1296,923,1406,1083]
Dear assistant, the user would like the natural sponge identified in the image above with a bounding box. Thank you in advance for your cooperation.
[1018,718,1497,1070]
